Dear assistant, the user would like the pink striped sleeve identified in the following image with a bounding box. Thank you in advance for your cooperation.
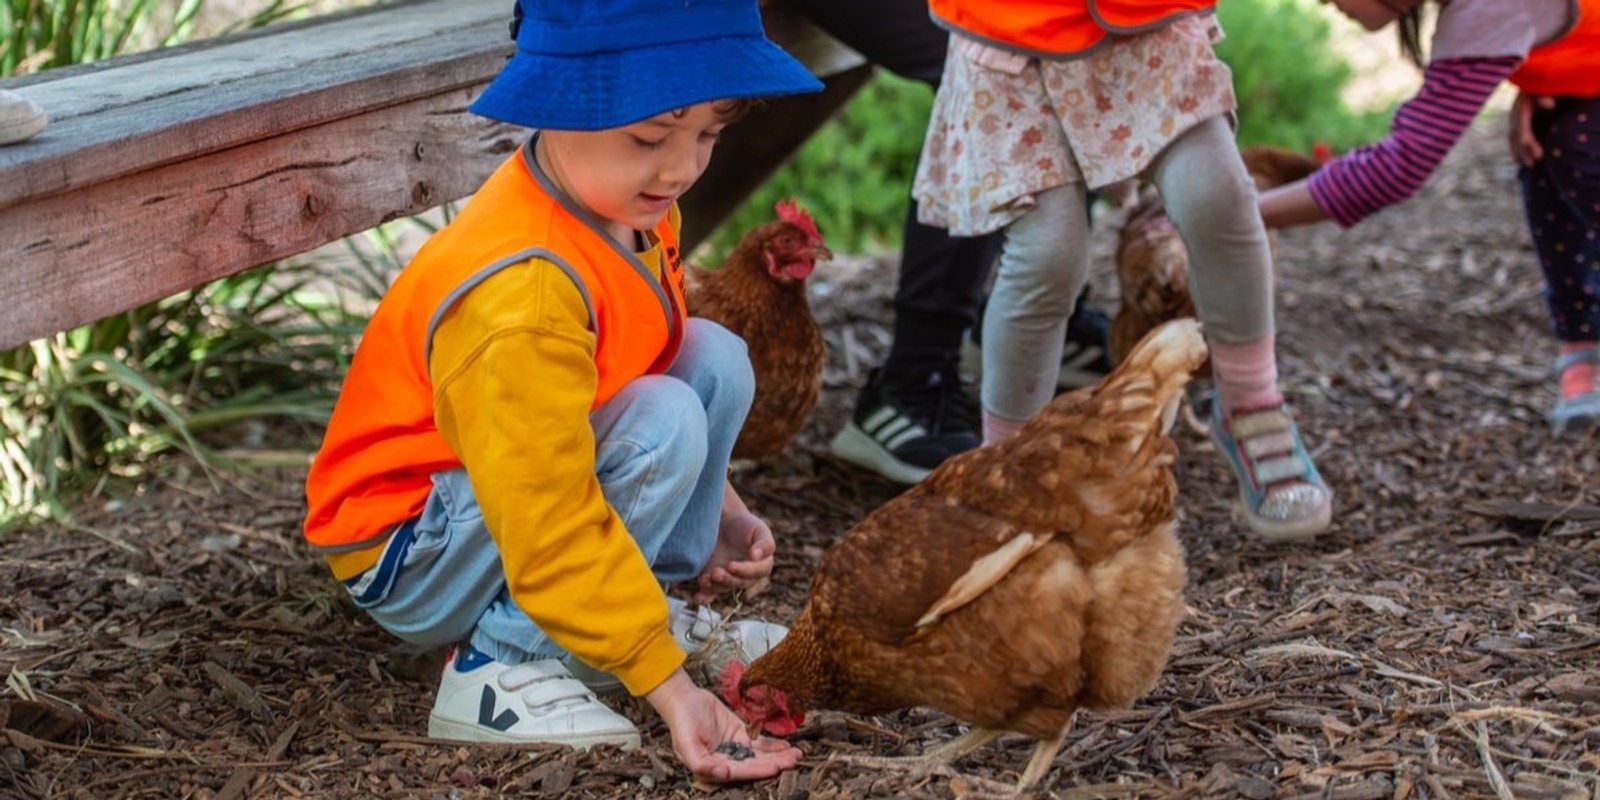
[1308,56,1520,227]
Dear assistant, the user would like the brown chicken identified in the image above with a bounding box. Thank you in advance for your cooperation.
[686,199,832,459]
[1108,144,1328,368]
[727,319,1205,796]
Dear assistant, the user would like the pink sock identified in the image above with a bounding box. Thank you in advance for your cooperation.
[983,411,1026,444]
[1209,335,1285,413]
[1559,341,1598,400]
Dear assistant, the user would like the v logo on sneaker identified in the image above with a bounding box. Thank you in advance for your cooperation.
[478,685,519,731]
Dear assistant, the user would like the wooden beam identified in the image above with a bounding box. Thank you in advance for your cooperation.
[0,0,865,350]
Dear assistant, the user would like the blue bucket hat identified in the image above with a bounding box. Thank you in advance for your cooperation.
[470,0,825,131]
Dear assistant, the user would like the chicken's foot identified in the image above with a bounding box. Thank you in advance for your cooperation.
[943,727,1069,799]
[840,726,1002,779]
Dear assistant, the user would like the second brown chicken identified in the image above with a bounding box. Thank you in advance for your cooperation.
[685,199,832,460]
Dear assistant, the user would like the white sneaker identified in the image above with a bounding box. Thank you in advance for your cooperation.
[569,598,788,694]
[427,645,639,749]
[0,89,47,146]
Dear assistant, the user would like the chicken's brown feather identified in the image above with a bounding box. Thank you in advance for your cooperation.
[739,321,1204,771]
[685,208,830,459]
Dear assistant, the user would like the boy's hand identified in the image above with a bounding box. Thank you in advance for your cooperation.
[693,509,774,604]
[646,670,802,783]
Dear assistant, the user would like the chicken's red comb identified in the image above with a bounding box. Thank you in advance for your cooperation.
[775,198,822,242]
[718,658,746,707]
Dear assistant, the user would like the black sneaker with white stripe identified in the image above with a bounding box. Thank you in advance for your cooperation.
[828,367,979,484]
[1056,304,1113,390]
[960,300,1114,391]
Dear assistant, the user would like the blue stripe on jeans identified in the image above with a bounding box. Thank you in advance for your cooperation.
[341,518,418,609]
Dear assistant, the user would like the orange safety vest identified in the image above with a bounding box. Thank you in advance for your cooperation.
[1510,0,1600,98]
[928,0,1215,57]
[303,139,687,556]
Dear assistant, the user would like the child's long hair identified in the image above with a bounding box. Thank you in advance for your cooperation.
[1394,4,1429,68]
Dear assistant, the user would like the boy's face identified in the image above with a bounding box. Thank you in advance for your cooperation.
[540,103,729,243]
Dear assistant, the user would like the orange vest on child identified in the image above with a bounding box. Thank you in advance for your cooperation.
[1510,0,1600,98]
[928,0,1215,57]
[303,141,687,561]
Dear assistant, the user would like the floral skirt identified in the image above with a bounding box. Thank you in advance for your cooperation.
[914,16,1237,236]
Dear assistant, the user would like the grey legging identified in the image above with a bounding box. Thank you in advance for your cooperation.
[981,115,1275,421]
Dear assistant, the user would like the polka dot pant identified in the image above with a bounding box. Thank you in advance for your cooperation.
[1518,94,1600,344]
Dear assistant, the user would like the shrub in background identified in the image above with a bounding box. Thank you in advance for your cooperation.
[1215,0,1395,153]
[702,0,1394,258]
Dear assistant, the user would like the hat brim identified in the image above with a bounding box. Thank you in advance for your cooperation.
[470,35,824,131]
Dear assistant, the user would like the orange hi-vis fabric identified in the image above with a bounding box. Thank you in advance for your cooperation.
[928,0,1215,57]
[1511,0,1600,98]
[304,141,687,571]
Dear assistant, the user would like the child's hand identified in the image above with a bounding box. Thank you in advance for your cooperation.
[1509,91,1555,168]
[646,670,802,783]
[693,509,775,604]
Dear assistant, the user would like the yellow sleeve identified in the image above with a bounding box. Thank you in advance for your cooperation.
[430,258,685,697]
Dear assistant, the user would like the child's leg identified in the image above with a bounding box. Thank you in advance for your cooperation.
[612,318,755,581]
[355,319,753,664]
[1152,116,1332,540]
[1148,116,1279,409]
[1518,97,1600,374]
[979,183,1092,442]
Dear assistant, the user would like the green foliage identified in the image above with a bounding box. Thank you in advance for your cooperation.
[1215,0,1394,152]
[703,0,1394,256]
[0,0,303,75]
[0,260,381,525]
[700,71,933,260]
[0,0,358,527]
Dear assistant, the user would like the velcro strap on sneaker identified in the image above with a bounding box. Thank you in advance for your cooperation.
[1253,454,1309,485]
[1229,408,1293,440]
[517,677,597,709]
[1241,431,1295,460]
[499,659,574,690]
[1556,347,1600,372]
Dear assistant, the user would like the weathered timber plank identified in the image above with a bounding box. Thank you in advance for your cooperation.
[0,0,510,210]
[2,87,519,347]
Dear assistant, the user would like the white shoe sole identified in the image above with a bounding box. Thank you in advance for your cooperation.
[1244,501,1332,543]
[828,423,932,484]
[427,714,640,750]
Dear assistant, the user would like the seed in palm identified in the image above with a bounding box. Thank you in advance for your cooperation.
[714,741,754,761]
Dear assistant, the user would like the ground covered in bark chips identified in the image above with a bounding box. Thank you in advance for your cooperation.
[3,122,1598,800]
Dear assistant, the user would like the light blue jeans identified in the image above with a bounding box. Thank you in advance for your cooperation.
[346,318,754,665]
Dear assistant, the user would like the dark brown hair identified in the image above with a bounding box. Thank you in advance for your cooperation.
[1395,6,1426,67]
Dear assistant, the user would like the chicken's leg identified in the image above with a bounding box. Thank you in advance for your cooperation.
[842,726,1002,778]
[946,728,1070,799]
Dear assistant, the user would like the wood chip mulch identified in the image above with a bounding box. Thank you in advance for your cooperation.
[2,122,1596,800]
